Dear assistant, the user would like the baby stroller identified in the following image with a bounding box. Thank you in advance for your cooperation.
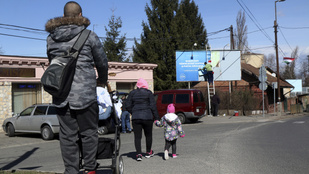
[80,91,124,174]
[97,91,122,135]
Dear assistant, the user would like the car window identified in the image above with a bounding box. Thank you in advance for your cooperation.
[34,106,48,115]
[20,106,35,116]
[47,106,57,115]
[176,94,189,103]
[193,92,199,103]
[162,94,173,104]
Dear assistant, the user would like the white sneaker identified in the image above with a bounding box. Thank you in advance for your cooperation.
[164,150,169,160]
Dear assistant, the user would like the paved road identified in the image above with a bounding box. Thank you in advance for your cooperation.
[0,112,307,174]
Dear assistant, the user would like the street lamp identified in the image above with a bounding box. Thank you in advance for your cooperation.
[222,43,229,60]
[191,43,197,59]
[274,0,285,115]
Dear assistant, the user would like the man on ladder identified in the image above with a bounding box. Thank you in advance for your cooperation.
[200,61,213,84]
[199,61,215,116]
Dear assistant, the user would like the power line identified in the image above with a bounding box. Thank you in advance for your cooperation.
[0,22,307,64]
[207,28,230,36]
[278,26,293,53]
[0,26,47,35]
[236,0,274,44]
[235,0,293,63]
[280,26,309,30]
[0,23,45,32]
[0,32,45,41]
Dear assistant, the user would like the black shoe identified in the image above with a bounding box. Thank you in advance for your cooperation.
[145,150,154,158]
[136,154,142,161]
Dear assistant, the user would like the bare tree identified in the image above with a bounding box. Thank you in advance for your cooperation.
[234,10,248,53]
[264,53,276,71]
[298,55,309,86]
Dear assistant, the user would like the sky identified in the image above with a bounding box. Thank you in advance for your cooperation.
[0,0,308,66]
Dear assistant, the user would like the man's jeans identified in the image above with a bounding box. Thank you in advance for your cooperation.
[56,102,98,174]
[99,106,112,120]
[121,110,131,132]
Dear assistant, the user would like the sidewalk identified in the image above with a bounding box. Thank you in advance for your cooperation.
[201,112,308,124]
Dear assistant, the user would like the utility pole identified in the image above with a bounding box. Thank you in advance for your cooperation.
[274,0,285,116]
[228,25,235,115]
[230,25,234,50]
[274,19,281,115]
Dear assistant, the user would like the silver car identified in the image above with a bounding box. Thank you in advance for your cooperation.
[2,103,59,140]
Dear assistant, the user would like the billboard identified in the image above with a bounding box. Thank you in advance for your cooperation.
[176,50,241,82]
[286,79,302,92]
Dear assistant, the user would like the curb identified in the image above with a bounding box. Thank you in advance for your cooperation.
[200,112,307,124]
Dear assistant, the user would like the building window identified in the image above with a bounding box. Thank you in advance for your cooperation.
[116,82,135,93]
[12,83,42,114]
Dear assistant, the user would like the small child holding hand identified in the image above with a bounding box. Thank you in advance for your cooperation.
[155,104,185,160]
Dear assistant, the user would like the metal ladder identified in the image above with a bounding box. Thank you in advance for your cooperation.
[207,82,215,116]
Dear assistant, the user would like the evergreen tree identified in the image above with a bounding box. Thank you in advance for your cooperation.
[175,0,207,50]
[103,14,127,62]
[133,0,207,91]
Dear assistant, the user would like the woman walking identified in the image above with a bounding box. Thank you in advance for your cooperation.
[126,78,159,161]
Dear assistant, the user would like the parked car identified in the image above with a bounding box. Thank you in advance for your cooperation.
[2,103,59,140]
[154,89,206,123]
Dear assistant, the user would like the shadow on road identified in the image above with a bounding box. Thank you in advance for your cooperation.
[1,147,40,170]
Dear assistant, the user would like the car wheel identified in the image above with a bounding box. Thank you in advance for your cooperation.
[98,126,108,135]
[7,123,15,137]
[177,113,186,124]
[41,125,54,140]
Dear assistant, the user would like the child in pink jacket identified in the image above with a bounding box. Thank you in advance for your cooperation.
[155,104,185,160]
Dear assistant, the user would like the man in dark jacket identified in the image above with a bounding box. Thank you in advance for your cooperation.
[45,2,108,174]
[211,94,220,116]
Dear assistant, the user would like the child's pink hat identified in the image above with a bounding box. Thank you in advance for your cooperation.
[167,104,175,113]
[136,78,149,89]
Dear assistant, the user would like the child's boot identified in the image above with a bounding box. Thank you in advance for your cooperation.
[164,150,169,160]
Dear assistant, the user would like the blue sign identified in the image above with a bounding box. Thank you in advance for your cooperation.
[176,50,241,82]
[176,50,210,82]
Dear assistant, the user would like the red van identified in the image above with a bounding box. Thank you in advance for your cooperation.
[154,89,206,123]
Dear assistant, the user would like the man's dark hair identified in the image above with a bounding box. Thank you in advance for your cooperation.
[64,1,82,17]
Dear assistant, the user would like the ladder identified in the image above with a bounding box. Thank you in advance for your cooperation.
[207,82,215,116]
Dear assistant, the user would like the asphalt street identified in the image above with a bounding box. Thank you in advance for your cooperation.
[0,112,307,174]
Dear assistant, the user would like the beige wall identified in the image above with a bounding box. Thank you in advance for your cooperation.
[0,82,12,127]
[107,62,156,92]
[241,53,264,68]
[0,55,157,132]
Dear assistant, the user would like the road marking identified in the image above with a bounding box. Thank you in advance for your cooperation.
[257,119,271,122]
[293,121,305,124]
[275,120,286,123]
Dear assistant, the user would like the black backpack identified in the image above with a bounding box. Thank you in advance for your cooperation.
[41,29,90,100]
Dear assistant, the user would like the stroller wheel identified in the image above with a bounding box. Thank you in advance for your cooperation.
[98,126,108,135]
[113,156,124,174]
